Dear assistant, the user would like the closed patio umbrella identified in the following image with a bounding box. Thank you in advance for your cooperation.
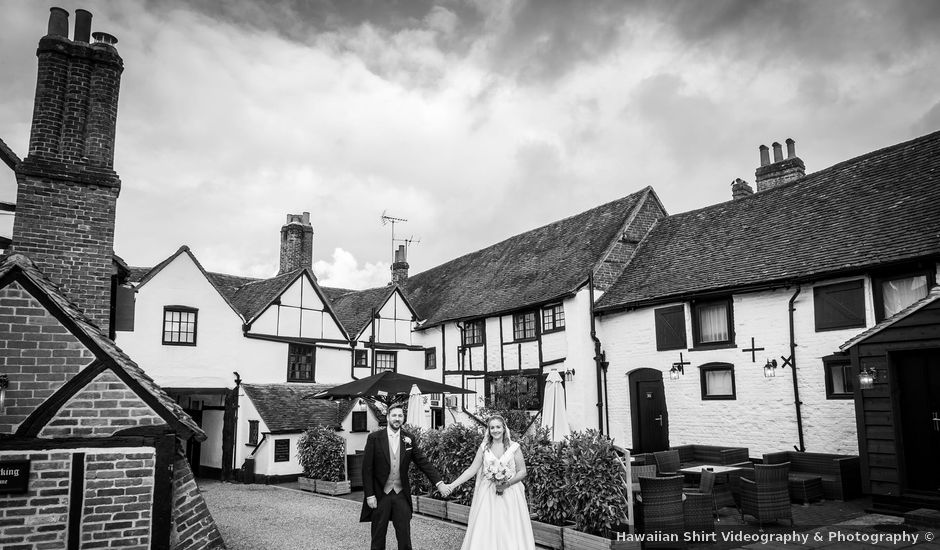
[405,384,430,430]
[540,370,571,442]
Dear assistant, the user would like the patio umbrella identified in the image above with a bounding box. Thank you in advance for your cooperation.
[540,370,571,442]
[405,384,431,430]
[307,370,474,407]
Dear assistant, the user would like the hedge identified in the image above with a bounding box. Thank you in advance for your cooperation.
[297,426,346,481]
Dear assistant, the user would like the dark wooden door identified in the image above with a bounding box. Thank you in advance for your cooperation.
[184,409,203,476]
[895,349,940,493]
[630,369,669,453]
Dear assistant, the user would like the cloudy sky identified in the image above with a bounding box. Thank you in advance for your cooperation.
[1,0,938,289]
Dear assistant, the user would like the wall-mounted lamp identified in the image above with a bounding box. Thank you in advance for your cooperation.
[669,363,684,381]
[354,398,367,412]
[0,374,9,411]
[857,366,877,390]
[763,359,778,378]
[562,369,576,382]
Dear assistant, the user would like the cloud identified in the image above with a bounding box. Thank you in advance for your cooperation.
[314,248,390,289]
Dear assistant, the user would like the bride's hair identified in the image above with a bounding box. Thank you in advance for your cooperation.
[484,415,511,449]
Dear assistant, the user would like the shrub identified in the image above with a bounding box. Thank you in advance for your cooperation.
[560,430,629,536]
[408,422,482,505]
[297,426,346,482]
[518,427,567,525]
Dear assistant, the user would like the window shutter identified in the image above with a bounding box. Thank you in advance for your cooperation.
[114,285,135,331]
[655,305,687,351]
[814,280,865,331]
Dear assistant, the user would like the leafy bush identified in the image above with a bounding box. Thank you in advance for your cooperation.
[559,430,629,536]
[407,422,482,505]
[297,426,346,481]
[518,427,567,525]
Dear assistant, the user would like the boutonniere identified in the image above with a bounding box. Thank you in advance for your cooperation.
[403,436,412,445]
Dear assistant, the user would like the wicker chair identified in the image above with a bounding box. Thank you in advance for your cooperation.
[738,462,793,528]
[638,475,685,537]
[683,470,717,532]
[653,450,681,476]
[631,464,657,495]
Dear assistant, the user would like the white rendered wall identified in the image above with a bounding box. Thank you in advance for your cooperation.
[250,275,346,341]
[342,403,382,454]
[253,433,304,477]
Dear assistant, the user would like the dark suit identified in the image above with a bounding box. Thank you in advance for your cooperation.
[360,428,441,550]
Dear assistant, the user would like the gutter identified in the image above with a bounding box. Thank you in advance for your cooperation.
[588,275,607,434]
[787,287,807,452]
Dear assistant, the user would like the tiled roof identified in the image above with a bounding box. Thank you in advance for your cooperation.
[597,130,940,311]
[242,383,355,433]
[403,188,654,326]
[126,266,150,283]
[230,269,301,321]
[207,271,259,298]
[0,253,205,440]
[840,286,940,351]
[330,286,397,339]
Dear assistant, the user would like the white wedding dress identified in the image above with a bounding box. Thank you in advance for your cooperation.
[460,442,536,550]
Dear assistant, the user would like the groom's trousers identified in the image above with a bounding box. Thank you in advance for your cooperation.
[371,489,412,550]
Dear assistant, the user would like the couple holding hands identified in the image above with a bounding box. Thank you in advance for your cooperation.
[360,404,535,550]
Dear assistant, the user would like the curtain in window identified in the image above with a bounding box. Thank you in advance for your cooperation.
[705,369,733,396]
[698,302,729,343]
[882,275,928,318]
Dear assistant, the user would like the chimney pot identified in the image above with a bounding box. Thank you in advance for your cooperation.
[759,145,770,166]
[47,7,69,38]
[786,138,796,159]
[772,142,783,162]
[92,31,118,45]
[74,9,92,42]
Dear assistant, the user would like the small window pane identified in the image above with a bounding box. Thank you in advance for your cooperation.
[288,344,315,382]
[375,351,396,373]
[825,360,854,399]
[163,308,197,346]
[542,304,565,332]
[463,320,484,345]
[513,312,537,340]
[700,363,735,400]
[425,348,436,370]
[697,302,729,343]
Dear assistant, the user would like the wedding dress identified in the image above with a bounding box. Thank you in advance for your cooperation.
[460,441,536,550]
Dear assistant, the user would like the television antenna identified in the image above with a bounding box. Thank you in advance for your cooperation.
[380,211,409,263]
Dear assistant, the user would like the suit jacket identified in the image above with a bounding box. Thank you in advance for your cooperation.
[359,428,442,522]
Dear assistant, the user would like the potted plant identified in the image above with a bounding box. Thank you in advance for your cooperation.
[297,426,351,496]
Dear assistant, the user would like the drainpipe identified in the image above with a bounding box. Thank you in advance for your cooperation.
[787,287,807,452]
[232,371,242,479]
[370,307,377,375]
[589,275,606,434]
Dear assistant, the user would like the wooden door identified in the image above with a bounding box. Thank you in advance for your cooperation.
[630,369,669,453]
[895,349,940,494]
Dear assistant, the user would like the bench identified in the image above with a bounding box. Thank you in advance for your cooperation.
[762,451,861,501]
[673,444,750,468]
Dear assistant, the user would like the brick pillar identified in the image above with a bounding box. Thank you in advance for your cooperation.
[11,8,124,334]
[278,212,314,274]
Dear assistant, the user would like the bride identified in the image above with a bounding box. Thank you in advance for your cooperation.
[443,415,535,550]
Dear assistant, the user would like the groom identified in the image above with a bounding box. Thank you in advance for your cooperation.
[360,402,449,550]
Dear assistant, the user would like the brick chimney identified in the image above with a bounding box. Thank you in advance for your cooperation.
[731,178,754,200]
[11,8,124,334]
[390,245,409,285]
[755,138,805,192]
[278,212,314,274]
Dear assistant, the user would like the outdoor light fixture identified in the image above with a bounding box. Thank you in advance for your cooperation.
[669,364,684,381]
[857,367,877,390]
[0,374,8,411]
[763,359,778,378]
[562,369,576,382]
[354,398,367,412]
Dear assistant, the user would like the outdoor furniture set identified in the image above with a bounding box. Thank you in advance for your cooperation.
[762,451,862,503]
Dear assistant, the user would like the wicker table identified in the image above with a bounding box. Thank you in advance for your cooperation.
[678,464,745,508]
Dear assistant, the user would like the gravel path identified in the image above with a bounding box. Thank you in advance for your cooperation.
[199,480,467,550]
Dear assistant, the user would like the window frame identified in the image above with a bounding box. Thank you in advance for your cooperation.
[872,267,935,322]
[823,356,855,399]
[248,420,259,445]
[375,351,397,373]
[813,280,866,332]
[353,349,368,368]
[462,320,485,347]
[699,362,736,400]
[654,304,687,351]
[424,347,437,370]
[691,297,735,349]
[485,371,543,411]
[162,305,198,346]
[351,410,368,432]
[541,303,566,333]
[512,311,538,341]
[287,344,316,383]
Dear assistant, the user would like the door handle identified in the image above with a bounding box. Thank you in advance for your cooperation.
[932,412,939,432]
[654,415,664,426]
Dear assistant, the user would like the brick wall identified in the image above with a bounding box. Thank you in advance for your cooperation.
[170,458,226,550]
[0,282,95,434]
[278,213,313,275]
[81,450,156,549]
[0,451,71,549]
[594,196,666,291]
[39,370,166,438]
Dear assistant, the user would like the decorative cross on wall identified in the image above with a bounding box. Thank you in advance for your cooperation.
[742,337,765,363]
[673,352,691,370]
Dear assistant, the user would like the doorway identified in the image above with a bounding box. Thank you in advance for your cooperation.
[894,348,940,494]
[628,368,669,453]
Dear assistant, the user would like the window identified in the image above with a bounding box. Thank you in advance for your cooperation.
[487,373,541,410]
[513,311,537,341]
[814,280,866,331]
[655,305,687,351]
[462,320,484,346]
[287,344,315,382]
[351,411,368,432]
[274,439,290,462]
[375,351,397,373]
[824,356,854,399]
[425,348,437,370]
[873,271,932,322]
[248,420,259,445]
[691,298,734,347]
[542,304,565,332]
[162,306,197,345]
[699,363,736,400]
[353,349,368,368]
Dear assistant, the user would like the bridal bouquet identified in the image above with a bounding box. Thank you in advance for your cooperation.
[484,463,510,495]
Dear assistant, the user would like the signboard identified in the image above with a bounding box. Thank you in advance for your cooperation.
[274,439,290,463]
[0,460,30,494]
